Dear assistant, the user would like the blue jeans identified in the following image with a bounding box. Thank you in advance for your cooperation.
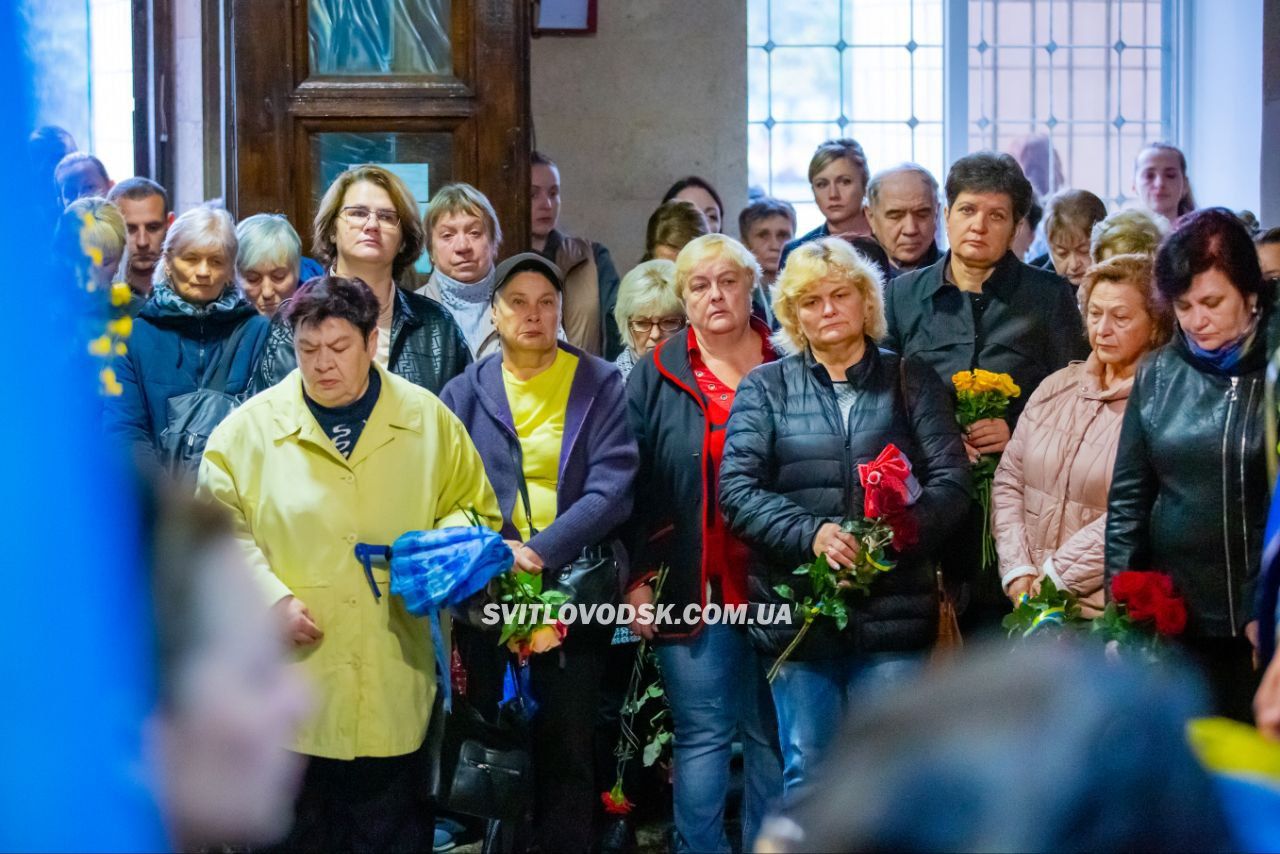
[770,652,919,800]
[655,623,783,854]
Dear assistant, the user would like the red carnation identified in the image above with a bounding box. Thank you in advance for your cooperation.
[601,788,634,815]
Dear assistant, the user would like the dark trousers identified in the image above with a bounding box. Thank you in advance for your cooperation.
[527,627,611,853]
[270,741,433,854]
[1181,635,1262,723]
[457,622,610,853]
[944,500,1009,638]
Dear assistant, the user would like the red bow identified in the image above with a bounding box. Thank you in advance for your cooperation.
[858,444,911,489]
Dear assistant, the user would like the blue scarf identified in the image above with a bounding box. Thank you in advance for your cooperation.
[1183,318,1259,372]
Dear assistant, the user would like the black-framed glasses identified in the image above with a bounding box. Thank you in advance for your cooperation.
[629,317,686,336]
[339,205,401,228]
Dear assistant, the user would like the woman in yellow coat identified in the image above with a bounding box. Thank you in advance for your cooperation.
[197,275,501,851]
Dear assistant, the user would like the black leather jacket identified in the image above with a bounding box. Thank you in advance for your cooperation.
[882,251,1089,426]
[251,287,471,395]
[719,344,971,660]
[1105,329,1269,637]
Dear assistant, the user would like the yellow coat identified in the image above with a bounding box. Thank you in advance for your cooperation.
[197,364,502,760]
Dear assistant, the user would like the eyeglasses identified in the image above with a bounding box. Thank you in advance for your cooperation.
[629,317,686,336]
[339,206,401,228]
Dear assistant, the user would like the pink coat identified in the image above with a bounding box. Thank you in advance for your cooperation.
[991,355,1133,615]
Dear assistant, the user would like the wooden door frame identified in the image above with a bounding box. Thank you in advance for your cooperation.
[131,0,175,196]
[216,0,531,255]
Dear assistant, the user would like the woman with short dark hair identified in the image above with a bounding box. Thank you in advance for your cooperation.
[1107,208,1272,720]
[198,274,502,851]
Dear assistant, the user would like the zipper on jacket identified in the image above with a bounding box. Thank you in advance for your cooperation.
[1240,378,1259,612]
[1222,376,1239,634]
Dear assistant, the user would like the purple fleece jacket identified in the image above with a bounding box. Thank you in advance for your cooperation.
[439,341,639,571]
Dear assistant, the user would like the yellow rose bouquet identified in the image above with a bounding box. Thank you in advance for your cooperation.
[952,369,1021,570]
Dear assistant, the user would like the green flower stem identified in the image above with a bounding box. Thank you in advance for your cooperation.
[766,613,814,683]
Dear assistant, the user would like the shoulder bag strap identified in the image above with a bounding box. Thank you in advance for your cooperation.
[506,438,540,538]
[205,319,253,391]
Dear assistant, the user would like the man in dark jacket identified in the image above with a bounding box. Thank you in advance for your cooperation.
[531,151,623,360]
[882,152,1089,630]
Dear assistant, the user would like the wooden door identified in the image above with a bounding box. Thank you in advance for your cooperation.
[215,0,530,261]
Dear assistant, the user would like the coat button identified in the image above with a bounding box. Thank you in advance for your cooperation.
[345,534,357,544]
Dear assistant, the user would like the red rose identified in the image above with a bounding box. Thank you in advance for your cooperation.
[601,788,634,815]
[1153,597,1187,635]
[1111,571,1154,604]
[865,475,910,520]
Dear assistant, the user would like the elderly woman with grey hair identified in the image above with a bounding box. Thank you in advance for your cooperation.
[235,213,304,316]
[104,204,269,476]
[612,259,684,378]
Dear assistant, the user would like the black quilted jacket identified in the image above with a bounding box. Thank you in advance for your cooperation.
[251,287,471,396]
[719,343,971,660]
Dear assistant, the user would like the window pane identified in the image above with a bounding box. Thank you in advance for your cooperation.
[845,0,911,46]
[309,0,451,75]
[845,47,913,121]
[749,48,770,123]
[771,2,841,45]
[770,121,846,200]
[770,48,842,121]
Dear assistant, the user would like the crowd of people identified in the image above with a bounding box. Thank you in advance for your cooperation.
[40,116,1280,852]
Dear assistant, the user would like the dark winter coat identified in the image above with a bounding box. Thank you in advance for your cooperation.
[719,343,971,659]
[881,251,1089,426]
[103,282,268,467]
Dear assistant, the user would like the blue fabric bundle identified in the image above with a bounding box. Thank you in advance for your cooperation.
[355,526,512,711]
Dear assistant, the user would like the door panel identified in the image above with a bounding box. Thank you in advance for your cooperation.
[218,0,528,257]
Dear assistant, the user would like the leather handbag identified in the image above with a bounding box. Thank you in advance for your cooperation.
[426,665,532,822]
[931,569,964,662]
[509,442,621,608]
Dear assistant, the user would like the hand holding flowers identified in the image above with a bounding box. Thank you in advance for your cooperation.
[952,369,1021,570]
[769,445,918,681]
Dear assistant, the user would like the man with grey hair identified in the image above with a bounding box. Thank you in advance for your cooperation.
[865,163,943,274]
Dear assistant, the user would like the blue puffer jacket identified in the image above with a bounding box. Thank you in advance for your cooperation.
[104,282,269,467]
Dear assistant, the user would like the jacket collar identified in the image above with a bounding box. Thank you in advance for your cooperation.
[804,337,881,389]
[1077,352,1134,402]
[140,281,257,326]
[271,362,423,467]
[920,250,1021,302]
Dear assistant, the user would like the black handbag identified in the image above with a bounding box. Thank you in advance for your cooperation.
[509,441,621,608]
[426,663,532,822]
[155,320,252,480]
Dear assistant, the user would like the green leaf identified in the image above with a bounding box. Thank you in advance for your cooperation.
[497,622,519,645]
[775,584,795,600]
[645,683,664,700]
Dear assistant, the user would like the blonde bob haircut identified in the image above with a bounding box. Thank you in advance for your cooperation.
[67,195,126,260]
[673,233,762,301]
[1091,208,1169,263]
[1078,252,1173,349]
[313,164,424,279]
[773,236,886,354]
[613,259,682,336]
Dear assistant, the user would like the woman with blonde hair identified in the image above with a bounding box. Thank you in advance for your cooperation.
[1091,208,1169,262]
[778,138,872,269]
[626,234,782,852]
[611,259,684,377]
[720,237,969,799]
[993,254,1173,613]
